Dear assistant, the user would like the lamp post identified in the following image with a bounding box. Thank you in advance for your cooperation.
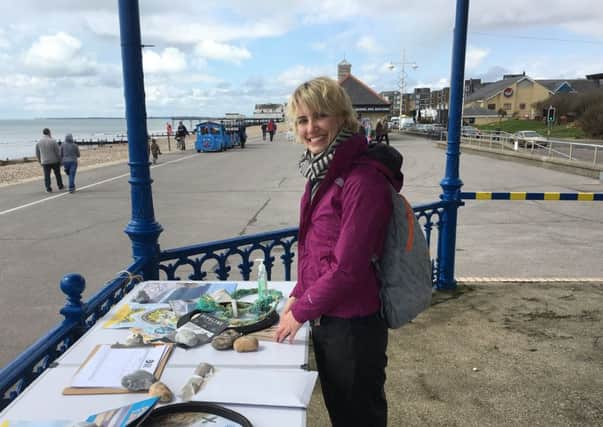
[388,49,418,121]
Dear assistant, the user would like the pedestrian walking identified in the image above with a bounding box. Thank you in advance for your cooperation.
[267,119,277,142]
[275,76,402,427]
[176,121,189,150]
[150,138,161,164]
[60,133,80,193]
[382,118,390,145]
[376,120,384,143]
[261,122,267,141]
[35,128,64,193]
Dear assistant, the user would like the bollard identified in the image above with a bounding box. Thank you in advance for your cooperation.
[59,273,86,327]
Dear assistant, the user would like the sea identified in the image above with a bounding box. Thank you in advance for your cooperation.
[0,117,173,160]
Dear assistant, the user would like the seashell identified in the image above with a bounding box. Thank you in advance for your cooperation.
[124,332,144,346]
[233,335,259,353]
[148,381,173,403]
[211,329,241,350]
[121,369,156,391]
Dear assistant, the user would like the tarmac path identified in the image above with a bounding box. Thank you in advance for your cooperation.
[1,132,603,368]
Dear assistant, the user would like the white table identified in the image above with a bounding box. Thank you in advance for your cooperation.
[0,281,311,426]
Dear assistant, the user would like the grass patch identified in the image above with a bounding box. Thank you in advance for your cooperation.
[476,119,587,139]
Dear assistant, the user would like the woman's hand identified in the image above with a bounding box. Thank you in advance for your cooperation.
[274,304,302,344]
[282,296,296,315]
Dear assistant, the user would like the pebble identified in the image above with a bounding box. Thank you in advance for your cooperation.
[194,362,214,377]
[212,329,241,350]
[175,328,200,347]
[234,335,259,352]
[124,332,144,346]
[148,381,173,403]
[179,375,205,401]
[121,369,156,391]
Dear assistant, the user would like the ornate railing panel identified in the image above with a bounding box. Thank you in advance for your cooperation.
[0,257,147,411]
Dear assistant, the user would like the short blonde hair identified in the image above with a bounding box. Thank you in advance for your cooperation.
[287,76,360,143]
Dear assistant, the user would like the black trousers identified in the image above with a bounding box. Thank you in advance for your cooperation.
[311,313,388,427]
[42,163,63,191]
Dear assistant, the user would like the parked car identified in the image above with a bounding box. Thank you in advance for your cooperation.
[461,126,480,138]
[513,130,548,147]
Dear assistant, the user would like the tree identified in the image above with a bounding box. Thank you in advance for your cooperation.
[497,108,507,122]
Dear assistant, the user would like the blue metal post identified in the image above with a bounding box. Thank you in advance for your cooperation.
[438,0,470,290]
[118,0,163,279]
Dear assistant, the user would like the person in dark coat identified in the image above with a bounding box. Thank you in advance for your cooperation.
[267,119,277,141]
[261,122,267,141]
[275,76,403,427]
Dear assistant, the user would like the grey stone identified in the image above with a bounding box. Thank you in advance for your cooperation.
[121,369,156,391]
[179,375,205,401]
[124,332,144,346]
[194,362,214,377]
[211,329,241,350]
[175,328,200,347]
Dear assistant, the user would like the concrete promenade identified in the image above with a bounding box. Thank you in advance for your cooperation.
[0,132,602,425]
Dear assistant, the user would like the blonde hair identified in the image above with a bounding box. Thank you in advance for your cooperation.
[286,76,360,143]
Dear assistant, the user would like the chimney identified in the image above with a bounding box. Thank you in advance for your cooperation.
[338,59,351,82]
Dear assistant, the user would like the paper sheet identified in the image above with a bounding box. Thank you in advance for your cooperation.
[71,345,168,388]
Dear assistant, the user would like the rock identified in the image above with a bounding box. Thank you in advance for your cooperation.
[211,329,241,350]
[179,375,205,401]
[148,381,173,403]
[194,362,214,378]
[175,328,200,347]
[233,335,259,353]
[121,369,156,391]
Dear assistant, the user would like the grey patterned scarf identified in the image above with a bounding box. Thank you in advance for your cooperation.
[298,128,353,200]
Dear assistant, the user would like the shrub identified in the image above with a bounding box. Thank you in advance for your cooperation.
[579,101,603,138]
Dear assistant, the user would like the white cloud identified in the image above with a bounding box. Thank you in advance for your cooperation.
[23,32,97,77]
[194,40,251,64]
[466,46,489,70]
[143,48,186,74]
[276,65,332,88]
[356,35,382,54]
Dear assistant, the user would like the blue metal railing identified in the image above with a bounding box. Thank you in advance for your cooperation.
[0,202,445,411]
[0,258,147,411]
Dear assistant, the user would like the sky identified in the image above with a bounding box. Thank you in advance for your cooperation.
[0,0,602,119]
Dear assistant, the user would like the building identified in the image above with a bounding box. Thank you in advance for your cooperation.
[430,87,450,124]
[414,88,431,113]
[463,73,603,120]
[337,60,391,127]
[253,103,285,121]
[380,90,401,116]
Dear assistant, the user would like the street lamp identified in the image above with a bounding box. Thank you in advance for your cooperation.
[388,49,418,121]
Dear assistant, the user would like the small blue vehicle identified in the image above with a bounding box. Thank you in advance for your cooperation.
[195,121,227,152]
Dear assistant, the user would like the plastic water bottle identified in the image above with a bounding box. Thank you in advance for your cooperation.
[255,259,267,300]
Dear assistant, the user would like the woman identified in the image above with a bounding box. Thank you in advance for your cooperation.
[275,77,403,426]
[60,133,80,193]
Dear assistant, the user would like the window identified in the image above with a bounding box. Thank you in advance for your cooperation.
[487,103,496,110]
[519,103,526,110]
[503,103,512,110]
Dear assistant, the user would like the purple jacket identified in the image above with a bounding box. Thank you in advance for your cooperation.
[290,134,403,322]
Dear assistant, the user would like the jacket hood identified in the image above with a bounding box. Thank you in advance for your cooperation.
[64,133,74,144]
[363,142,404,192]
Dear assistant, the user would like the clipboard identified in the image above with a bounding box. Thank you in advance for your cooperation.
[62,343,173,395]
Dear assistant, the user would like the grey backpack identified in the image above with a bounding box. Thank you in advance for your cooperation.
[372,188,433,328]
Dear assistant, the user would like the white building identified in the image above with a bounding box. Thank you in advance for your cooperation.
[253,103,285,121]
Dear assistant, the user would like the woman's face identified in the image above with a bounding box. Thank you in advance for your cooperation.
[295,103,343,155]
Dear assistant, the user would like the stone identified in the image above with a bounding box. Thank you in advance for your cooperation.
[175,328,200,347]
[194,362,214,378]
[179,375,205,401]
[211,329,241,350]
[148,381,173,403]
[233,335,259,352]
[121,369,156,391]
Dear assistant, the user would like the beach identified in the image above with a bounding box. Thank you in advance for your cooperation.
[0,125,270,187]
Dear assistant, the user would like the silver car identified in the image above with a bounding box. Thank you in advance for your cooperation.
[513,130,548,147]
